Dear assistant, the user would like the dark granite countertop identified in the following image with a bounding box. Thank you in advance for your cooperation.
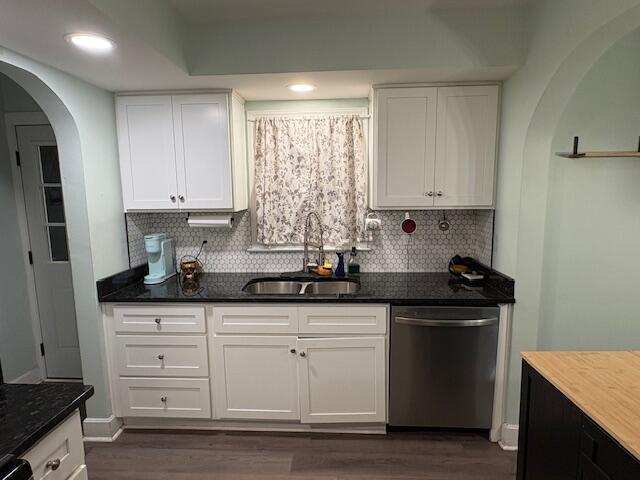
[0,383,93,458]
[98,267,514,306]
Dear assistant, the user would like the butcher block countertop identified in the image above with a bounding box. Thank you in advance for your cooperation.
[522,351,640,461]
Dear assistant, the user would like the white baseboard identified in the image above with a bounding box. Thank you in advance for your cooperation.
[498,423,519,451]
[83,415,123,442]
[8,367,43,384]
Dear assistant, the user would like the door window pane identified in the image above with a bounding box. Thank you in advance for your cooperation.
[39,146,61,183]
[44,187,65,223]
[48,226,69,261]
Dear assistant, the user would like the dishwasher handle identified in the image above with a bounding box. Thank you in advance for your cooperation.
[394,316,498,328]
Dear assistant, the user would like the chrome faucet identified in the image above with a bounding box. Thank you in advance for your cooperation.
[302,211,325,272]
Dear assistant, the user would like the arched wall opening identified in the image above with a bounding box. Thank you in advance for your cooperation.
[0,49,129,420]
[503,4,640,428]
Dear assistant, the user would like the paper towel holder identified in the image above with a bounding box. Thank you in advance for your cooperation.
[186,213,234,228]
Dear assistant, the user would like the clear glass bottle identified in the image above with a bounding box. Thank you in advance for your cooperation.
[348,246,360,275]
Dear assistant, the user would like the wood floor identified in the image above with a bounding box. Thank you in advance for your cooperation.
[85,429,516,479]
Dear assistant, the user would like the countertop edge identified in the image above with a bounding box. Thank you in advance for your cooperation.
[522,352,640,461]
[10,386,94,458]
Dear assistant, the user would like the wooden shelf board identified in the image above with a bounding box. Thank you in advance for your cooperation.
[557,151,640,158]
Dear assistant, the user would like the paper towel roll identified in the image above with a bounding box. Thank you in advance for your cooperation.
[186,215,233,228]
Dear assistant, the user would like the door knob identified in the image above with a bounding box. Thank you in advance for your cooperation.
[436,191,444,197]
[170,195,176,201]
[425,191,434,197]
[161,396,168,403]
[46,459,61,471]
[290,348,296,354]
[179,195,185,202]
[299,351,306,357]
[155,318,161,324]
[158,354,165,360]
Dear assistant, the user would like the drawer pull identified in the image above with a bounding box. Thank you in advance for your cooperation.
[46,459,61,471]
[299,351,306,357]
[154,318,162,325]
[158,354,165,360]
[161,396,168,403]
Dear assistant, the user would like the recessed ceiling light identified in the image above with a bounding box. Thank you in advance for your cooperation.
[287,83,316,93]
[65,33,115,53]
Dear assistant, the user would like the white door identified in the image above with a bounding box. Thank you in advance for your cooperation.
[116,95,179,211]
[17,125,81,379]
[172,94,233,210]
[297,337,386,423]
[375,87,438,207]
[212,336,299,420]
[434,85,499,207]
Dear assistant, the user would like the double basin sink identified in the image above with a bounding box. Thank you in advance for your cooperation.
[243,277,360,296]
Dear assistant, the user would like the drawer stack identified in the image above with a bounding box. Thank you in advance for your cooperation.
[111,305,211,419]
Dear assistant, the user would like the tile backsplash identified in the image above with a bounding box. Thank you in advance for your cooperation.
[126,209,493,273]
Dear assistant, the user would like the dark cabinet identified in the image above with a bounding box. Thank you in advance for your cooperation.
[517,360,640,480]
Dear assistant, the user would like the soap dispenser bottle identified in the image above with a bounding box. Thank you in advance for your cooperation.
[335,251,346,278]
[348,246,360,275]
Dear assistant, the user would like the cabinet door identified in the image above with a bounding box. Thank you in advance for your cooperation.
[116,95,179,211]
[212,336,299,420]
[298,337,386,424]
[375,87,437,207]
[434,86,498,207]
[172,94,233,210]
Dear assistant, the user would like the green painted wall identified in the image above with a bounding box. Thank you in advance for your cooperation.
[0,75,38,382]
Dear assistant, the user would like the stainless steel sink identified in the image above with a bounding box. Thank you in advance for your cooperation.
[242,280,304,295]
[305,280,361,295]
[242,278,360,295]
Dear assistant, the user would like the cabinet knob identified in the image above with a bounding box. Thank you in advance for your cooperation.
[158,354,165,360]
[299,351,306,358]
[425,191,434,197]
[179,195,185,202]
[46,459,61,471]
[436,191,444,197]
[290,348,296,354]
[170,195,176,201]
[155,318,161,325]
[161,396,168,403]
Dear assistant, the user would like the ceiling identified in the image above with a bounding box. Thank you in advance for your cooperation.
[169,0,530,24]
[0,0,526,100]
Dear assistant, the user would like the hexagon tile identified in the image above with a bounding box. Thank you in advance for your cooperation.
[126,209,494,273]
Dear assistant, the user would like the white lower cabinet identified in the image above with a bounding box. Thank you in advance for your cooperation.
[213,336,299,420]
[21,410,86,480]
[298,337,386,423]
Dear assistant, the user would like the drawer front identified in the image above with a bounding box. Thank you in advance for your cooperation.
[115,335,209,377]
[21,411,84,480]
[114,305,206,333]
[213,305,298,334]
[581,416,640,480]
[299,305,388,334]
[67,465,88,480]
[118,378,211,418]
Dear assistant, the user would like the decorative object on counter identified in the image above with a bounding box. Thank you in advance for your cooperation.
[335,251,346,278]
[448,255,487,285]
[315,263,333,276]
[556,135,640,158]
[438,211,451,231]
[364,212,382,242]
[143,233,176,285]
[180,240,206,282]
[348,246,360,275]
[401,212,417,235]
[186,213,234,228]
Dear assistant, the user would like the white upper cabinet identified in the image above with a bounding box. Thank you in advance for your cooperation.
[116,95,178,210]
[374,87,437,208]
[372,84,499,209]
[434,86,499,207]
[116,92,248,212]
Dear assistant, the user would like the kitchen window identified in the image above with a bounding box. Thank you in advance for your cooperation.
[248,109,368,251]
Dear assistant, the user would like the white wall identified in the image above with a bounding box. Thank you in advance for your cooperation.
[0,48,128,417]
[0,74,38,382]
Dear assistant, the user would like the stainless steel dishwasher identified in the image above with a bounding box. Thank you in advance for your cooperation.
[389,305,499,429]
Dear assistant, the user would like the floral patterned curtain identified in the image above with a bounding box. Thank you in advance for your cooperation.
[254,115,367,246]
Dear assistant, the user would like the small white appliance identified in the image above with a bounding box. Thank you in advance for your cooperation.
[143,233,176,285]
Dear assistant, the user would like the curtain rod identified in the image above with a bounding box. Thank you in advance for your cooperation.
[248,115,370,122]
